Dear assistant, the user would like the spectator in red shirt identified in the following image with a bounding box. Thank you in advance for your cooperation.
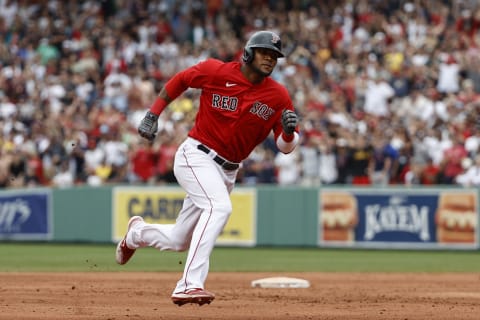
[421,157,441,185]
[438,133,468,184]
[155,132,179,184]
[130,140,156,183]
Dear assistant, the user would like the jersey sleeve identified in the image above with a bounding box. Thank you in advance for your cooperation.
[164,59,222,100]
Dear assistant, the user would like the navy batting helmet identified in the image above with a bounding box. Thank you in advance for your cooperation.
[242,31,284,63]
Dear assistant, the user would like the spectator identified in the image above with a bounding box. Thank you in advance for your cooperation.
[299,135,320,186]
[436,53,461,94]
[465,126,480,157]
[370,135,397,185]
[51,160,74,188]
[154,132,180,184]
[438,133,468,184]
[318,138,338,185]
[256,148,277,184]
[92,157,112,185]
[420,157,441,185]
[455,154,480,187]
[130,140,156,184]
[363,73,395,117]
[404,159,423,186]
[274,148,301,186]
[333,137,350,184]
[102,71,132,113]
[348,135,373,185]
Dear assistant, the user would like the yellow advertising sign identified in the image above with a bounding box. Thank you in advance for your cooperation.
[112,186,256,246]
[217,188,256,246]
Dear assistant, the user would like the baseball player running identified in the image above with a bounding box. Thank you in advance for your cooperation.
[116,30,299,306]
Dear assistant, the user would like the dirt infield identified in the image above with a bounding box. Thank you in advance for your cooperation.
[1,272,479,319]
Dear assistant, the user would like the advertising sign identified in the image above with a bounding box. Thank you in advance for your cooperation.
[0,190,52,240]
[113,187,256,246]
[319,189,478,249]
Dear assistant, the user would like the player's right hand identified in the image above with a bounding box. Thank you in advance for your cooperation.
[138,111,159,141]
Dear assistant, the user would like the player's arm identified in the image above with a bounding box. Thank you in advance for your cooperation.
[275,107,299,154]
[137,72,189,141]
[138,60,217,141]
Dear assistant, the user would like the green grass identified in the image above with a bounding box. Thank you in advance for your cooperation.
[0,243,479,272]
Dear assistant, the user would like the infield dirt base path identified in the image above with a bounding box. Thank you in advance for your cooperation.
[1,272,479,319]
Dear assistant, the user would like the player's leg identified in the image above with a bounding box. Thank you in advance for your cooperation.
[116,192,204,265]
[172,139,237,293]
[118,138,206,256]
[124,195,200,251]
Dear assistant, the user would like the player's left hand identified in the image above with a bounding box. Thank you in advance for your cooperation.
[281,109,298,135]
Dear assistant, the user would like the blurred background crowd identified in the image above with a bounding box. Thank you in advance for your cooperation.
[1,0,480,189]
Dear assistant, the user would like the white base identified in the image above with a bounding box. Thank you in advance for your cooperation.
[251,276,310,288]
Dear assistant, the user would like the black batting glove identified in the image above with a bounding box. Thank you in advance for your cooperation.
[281,109,298,135]
[138,111,159,141]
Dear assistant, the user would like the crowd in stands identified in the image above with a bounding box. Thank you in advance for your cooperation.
[1,0,480,189]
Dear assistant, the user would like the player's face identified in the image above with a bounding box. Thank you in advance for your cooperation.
[251,48,279,76]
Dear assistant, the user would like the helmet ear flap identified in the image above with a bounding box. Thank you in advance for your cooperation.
[242,47,253,63]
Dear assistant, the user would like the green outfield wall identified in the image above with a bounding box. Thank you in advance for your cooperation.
[53,186,112,242]
[1,185,478,250]
[256,186,318,246]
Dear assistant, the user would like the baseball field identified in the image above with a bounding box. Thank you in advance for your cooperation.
[1,243,479,319]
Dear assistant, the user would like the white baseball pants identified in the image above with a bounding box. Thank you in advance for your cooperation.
[126,137,237,293]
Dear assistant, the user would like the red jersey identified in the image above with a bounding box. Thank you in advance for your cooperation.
[165,59,294,162]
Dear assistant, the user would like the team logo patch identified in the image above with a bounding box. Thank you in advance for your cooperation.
[271,34,280,44]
